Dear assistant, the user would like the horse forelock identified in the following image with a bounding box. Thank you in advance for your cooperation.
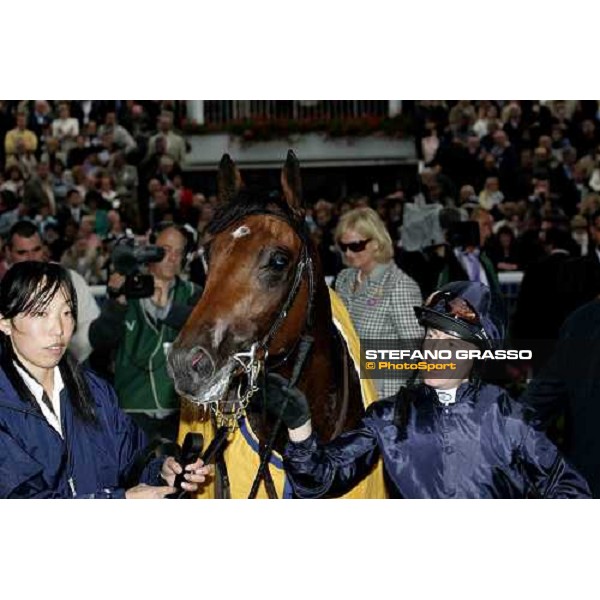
[207,189,307,241]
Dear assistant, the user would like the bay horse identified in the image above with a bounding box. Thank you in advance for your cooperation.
[168,151,385,498]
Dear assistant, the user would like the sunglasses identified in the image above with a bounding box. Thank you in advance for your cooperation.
[338,238,371,253]
[426,292,481,325]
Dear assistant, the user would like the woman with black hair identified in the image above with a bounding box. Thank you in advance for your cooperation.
[265,281,590,498]
[0,261,210,498]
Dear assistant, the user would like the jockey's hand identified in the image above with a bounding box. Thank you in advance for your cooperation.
[161,456,213,492]
[265,373,311,431]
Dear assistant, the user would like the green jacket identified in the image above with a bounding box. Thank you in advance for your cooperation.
[89,278,200,413]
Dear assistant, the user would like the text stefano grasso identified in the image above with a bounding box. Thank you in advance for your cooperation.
[364,349,533,361]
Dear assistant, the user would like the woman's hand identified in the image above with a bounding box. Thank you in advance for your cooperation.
[160,456,213,492]
[125,483,175,499]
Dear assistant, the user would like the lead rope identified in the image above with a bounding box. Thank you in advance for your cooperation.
[247,251,315,499]
[247,334,314,499]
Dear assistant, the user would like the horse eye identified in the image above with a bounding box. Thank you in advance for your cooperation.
[268,252,289,272]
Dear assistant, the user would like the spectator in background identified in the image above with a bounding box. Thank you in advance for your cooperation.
[42,221,65,262]
[111,151,139,229]
[5,112,38,160]
[487,225,520,272]
[1,165,25,199]
[27,101,53,149]
[0,189,23,239]
[456,184,479,216]
[147,111,186,164]
[98,111,137,156]
[84,120,102,149]
[61,233,104,285]
[119,101,151,143]
[71,100,107,128]
[50,159,70,202]
[67,135,93,168]
[150,185,178,225]
[57,188,88,231]
[512,227,577,371]
[51,102,79,153]
[437,215,505,330]
[420,120,440,165]
[312,199,341,278]
[502,103,525,150]
[473,103,498,139]
[98,172,119,209]
[478,176,504,213]
[522,299,600,498]
[194,198,214,238]
[105,209,125,240]
[571,214,589,257]
[23,161,55,217]
[42,137,67,171]
[6,138,38,180]
[491,130,519,198]
[334,207,423,399]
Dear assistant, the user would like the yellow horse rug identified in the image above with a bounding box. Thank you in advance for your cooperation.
[177,288,387,499]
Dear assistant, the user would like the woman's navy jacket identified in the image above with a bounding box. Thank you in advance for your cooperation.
[284,382,591,499]
[0,367,162,498]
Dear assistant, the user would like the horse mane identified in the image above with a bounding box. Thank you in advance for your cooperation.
[207,188,307,240]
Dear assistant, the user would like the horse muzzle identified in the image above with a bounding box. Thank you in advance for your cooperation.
[167,345,236,405]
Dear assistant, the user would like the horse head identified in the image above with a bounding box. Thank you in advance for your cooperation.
[168,151,315,410]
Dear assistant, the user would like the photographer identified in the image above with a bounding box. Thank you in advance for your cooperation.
[89,223,201,442]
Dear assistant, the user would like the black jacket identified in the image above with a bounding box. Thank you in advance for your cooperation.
[284,382,589,499]
[522,299,600,497]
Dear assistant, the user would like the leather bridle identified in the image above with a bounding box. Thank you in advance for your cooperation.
[205,209,317,498]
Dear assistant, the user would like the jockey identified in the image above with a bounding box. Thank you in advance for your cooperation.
[265,281,591,498]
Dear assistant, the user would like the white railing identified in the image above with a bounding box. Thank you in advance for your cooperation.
[188,100,400,126]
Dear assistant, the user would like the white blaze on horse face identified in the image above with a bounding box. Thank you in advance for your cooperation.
[232,225,251,239]
[213,318,228,348]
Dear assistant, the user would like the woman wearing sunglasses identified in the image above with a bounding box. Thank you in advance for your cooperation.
[334,207,423,399]
[265,281,590,498]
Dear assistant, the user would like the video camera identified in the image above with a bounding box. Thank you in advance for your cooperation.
[110,234,165,299]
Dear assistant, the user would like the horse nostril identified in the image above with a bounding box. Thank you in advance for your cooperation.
[190,348,214,380]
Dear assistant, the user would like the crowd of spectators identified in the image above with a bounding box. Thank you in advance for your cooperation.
[2,100,600,344]
[411,100,600,267]
[304,101,600,348]
[0,100,198,285]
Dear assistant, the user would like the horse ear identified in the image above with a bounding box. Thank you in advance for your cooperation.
[281,150,304,215]
[217,154,243,205]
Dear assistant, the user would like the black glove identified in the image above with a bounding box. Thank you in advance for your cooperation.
[264,373,311,430]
